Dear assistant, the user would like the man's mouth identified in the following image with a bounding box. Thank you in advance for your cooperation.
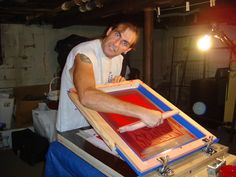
[109,44,117,52]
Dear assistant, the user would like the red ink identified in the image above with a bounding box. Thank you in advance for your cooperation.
[98,89,196,160]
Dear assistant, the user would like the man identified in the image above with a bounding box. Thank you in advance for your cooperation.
[56,22,174,132]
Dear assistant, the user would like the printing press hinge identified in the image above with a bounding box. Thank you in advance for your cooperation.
[202,136,217,156]
[157,155,174,177]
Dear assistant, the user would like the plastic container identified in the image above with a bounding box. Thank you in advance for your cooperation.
[219,165,236,177]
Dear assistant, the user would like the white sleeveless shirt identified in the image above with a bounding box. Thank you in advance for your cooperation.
[56,39,124,132]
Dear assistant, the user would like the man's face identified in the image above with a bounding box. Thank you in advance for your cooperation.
[102,25,137,58]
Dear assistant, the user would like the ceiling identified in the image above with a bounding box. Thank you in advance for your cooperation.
[0,0,235,28]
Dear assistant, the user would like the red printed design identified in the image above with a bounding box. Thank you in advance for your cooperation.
[98,89,196,160]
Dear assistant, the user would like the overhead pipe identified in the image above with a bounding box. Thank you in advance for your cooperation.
[61,0,79,11]
[61,0,103,12]
[26,0,102,22]
[79,0,103,12]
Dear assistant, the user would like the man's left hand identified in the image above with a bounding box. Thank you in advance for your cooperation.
[112,76,126,83]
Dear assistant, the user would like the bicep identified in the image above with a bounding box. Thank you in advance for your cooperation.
[72,53,96,99]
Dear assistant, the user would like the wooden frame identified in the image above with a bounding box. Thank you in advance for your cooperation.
[68,79,218,176]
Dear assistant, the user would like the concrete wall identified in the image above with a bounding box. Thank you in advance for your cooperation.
[0,23,235,90]
[0,24,106,88]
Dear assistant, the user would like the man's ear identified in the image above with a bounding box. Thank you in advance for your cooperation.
[106,27,113,36]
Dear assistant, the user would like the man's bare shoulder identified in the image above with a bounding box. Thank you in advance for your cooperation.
[78,53,92,64]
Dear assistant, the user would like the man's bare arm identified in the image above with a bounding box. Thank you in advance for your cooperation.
[71,54,175,127]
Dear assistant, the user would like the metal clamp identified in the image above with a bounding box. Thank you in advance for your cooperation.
[207,158,226,176]
[202,136,217,155]
[157,155,174,177]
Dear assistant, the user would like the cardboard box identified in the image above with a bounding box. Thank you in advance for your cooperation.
[15,100,40,128]
[0,98,14,129]
[14,84,48,128]
[14,84,48,100]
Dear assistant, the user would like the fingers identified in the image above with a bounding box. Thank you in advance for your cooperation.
[69,88,77,93]
[158,117,164,125]
[119,110,180,133]
[146,116,162,128]
[112,76,126,83]
[147,119,162,128]
[146,110,179,128]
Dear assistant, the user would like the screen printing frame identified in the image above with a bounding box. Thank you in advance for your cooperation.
[68,79,218,176]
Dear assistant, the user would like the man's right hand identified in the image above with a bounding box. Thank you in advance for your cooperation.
[140,110,179,128]
[140,110,163,127]
[118,110,179,133]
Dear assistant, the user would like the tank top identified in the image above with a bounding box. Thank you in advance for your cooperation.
[56,39,123,132]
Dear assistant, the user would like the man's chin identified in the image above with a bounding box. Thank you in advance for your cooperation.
[104,52,117,59]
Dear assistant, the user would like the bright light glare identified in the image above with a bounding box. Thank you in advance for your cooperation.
[197,35,212,51]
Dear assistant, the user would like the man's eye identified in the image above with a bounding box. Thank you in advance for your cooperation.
[122,41,129,47]
[115,32,120,38]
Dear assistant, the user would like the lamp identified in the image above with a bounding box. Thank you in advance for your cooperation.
[197,24,236,123]
[210,24,236,66]
[198,24,236,55]
[197,34,212,51]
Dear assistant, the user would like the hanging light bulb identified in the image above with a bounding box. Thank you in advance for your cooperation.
[197,35,212,51]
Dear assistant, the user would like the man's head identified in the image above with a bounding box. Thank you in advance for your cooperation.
[102,22,139,58]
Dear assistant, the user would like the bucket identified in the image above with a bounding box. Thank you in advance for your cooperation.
[219,165,236,177]
[47,77,60,101]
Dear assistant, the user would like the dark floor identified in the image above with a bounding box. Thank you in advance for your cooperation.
[0,127,235,177]
[0,149,45,177]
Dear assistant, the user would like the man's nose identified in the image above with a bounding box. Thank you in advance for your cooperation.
[113,38,121,46]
